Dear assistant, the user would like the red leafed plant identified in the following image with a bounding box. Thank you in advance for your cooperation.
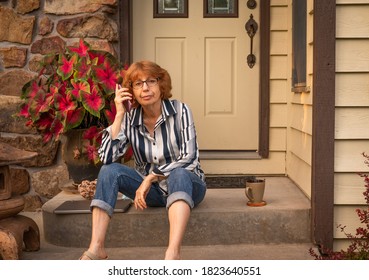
[309,152,369,260]
[18,39,130,164]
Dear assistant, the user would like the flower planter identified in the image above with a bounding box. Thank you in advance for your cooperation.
[63,129,102,184]
[18,39,125,184]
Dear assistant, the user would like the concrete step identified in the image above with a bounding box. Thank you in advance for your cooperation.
[22,241,315,260]
[21,209,315,260]
[41,176,312,248]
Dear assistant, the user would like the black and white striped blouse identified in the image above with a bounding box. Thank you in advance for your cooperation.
[98,99,205,192]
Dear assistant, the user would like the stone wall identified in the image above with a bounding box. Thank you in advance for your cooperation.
[0,0,120,210]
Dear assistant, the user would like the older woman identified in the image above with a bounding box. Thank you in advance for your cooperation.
[80,61,206,260]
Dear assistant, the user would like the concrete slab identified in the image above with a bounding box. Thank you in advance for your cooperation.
[41,177,311,247]
[17,176,315,260]
[20,211,315,260]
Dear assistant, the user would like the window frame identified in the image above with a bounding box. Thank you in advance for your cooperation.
[291,0,308,93]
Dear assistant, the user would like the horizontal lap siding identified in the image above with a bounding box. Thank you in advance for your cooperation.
[334,173,367,204]
[336,73,369,106]
[336,40,369,72]
[264,3,289,175]
[201,152,287,174]
[335,108,369,139]
[334,1,369,251]
[336,0,369,3]
[285,0,313,197]
[336,5,369,38]
[335,140,369,172]
[334,205,368,252]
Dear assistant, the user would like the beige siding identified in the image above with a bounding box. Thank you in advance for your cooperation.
[267,0,369,251]
[285,0,313,198]
[270,56,288,79]
[334,206,367,239]
[333,1,369,251]
[270,32,288,54]
[335,108,369,139]
[271,0,288,5]
[269,2,288,175]
[270,128,287,151]
[335,140,369,172]
[270,80,288,103]
[290,104,312,134]
[336,73,369,106]
[334,173,367,204]
[336,0,369,5]
[202,152,287,175]
[334,204,368,253]
[270,6,288,30]
[336,40,369,72]
[336,5,369,38]
[289,128,312,165]
[270,104,288,127]
[286,152,311,197]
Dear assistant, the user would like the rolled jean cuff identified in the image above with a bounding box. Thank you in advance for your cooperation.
[90,198,114,217]
[166,191,194,210]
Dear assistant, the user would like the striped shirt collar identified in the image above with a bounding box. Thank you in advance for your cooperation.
[130,99,177,128]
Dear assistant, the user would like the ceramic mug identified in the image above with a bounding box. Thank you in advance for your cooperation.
[245,179,265,204]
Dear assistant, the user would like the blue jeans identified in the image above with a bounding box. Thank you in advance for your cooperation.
[90,163,207,217]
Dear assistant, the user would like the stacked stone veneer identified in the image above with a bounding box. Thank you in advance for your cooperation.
[0,0,120,211]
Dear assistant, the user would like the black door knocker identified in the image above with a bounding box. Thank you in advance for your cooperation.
[245,14,258,68]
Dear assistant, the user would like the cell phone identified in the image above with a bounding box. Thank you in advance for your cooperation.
[118,84,132,112]
[123,99,132,112]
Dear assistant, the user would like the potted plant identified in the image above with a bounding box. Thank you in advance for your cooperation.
[18,39,130,183]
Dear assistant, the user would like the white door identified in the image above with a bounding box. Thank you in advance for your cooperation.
[133,0,259,151]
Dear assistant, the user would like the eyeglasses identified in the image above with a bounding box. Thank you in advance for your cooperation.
[131,78,159,90]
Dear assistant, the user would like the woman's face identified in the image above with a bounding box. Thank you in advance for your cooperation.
[131,74,162,109]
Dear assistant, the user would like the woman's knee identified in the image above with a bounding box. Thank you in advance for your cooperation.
[167,168,194,196]
[166,192,194,210]
[167,168,191,184]
[167,168,206,207]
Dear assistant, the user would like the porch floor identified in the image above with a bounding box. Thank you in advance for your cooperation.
[20,176,316,260]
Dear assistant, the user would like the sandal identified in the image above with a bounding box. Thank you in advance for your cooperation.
[79,250,108,260]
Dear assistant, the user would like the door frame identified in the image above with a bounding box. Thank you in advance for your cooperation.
[118,0,270,159]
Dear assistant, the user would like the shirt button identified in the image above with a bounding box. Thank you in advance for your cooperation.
[153,142,156,145]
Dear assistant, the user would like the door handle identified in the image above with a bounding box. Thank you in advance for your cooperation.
[245,14,258,68]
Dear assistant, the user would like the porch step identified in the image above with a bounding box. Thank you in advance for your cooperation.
[42,177,311,248]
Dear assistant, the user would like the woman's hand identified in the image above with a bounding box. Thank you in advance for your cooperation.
[134,174,158,210]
